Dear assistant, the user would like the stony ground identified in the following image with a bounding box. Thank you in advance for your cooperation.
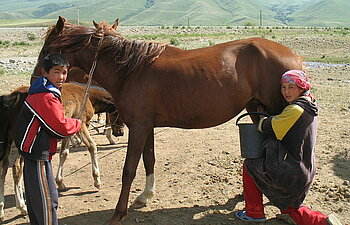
[0,26,349,225]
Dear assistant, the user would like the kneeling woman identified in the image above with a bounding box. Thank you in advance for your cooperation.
[236,70,342,225]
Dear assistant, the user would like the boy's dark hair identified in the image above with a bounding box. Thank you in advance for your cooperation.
[43,54,70,73]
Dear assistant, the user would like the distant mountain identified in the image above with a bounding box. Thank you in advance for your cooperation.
[0,0,348,27]
[290,0,350,27]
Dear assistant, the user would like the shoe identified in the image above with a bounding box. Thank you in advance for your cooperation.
[327,213,343,225]
[236,211,266,222]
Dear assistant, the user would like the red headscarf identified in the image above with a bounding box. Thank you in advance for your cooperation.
[280,70,313,98]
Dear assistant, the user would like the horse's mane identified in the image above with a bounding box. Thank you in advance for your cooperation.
[100,36,167,76]
[47,23,167,76]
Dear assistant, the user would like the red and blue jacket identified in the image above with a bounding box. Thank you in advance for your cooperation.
[14,77,81,161]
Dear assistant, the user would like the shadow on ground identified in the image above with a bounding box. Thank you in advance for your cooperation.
[332,150,350,181]
[13,194,289,225]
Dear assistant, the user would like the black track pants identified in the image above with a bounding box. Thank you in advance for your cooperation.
[23,158,58,225]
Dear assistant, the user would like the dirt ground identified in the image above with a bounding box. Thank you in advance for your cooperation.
[0,27,349,225]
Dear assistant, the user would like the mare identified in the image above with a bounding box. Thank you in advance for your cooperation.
[0,82,124,221]
[32,17,304,224]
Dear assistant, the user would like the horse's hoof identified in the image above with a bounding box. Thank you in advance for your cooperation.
[107,213,126,225]
[130,200,147,209]
[57,183,67,191]
[19,207,28,215]
[94,181,101,190]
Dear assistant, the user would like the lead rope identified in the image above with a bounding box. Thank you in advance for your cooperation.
[77,36,103,120]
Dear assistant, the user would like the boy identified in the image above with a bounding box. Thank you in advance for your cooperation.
[14,54,81,225]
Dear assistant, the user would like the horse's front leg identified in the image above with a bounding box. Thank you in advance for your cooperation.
[80,123,101,189]
[109,126,152,225]
[131,131,155,209]
[0,145,10,222]
[12,152,27,216]
[55,137,70,191]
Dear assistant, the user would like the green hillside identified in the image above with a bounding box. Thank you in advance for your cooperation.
[290,0,350,27]
[0,0,348,27]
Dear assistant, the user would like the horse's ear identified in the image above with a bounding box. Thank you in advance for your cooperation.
[112,18,119,30]
[59,16,67,23]
[93,20,104,35]
[55,16,66,34]
[93,21,101,29]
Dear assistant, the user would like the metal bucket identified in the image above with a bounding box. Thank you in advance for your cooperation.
[236,112,269,159]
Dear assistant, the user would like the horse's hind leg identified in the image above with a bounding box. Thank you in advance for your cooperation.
[12,152,27,216]
[97,113,104,124]
[245,99,268,123]
[131,130,155,209]
[105,127,116,145]
[0,146,10,222]
[80,123,101,189]
[70,133,82,148]
[104,113,115,144]
[56,137,70,191]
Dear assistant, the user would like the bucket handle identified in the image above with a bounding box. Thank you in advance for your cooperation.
[236,112,270,125]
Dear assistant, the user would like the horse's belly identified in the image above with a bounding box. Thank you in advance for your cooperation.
[154,103,244,129]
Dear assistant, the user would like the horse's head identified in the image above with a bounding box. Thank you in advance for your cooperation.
[32,17,122,84]
[97,19,121,36]
[33,16,166,91]
[109,111,125,137]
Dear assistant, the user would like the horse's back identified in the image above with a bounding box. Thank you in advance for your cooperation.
[61,83,94,121]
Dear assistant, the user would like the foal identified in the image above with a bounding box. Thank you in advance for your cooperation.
[56,82,124,190]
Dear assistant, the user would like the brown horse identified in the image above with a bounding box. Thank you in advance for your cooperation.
[0,83,124,221]
[32,17,304,224]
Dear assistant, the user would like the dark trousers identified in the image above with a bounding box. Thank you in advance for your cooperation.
[23,158,58,225]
